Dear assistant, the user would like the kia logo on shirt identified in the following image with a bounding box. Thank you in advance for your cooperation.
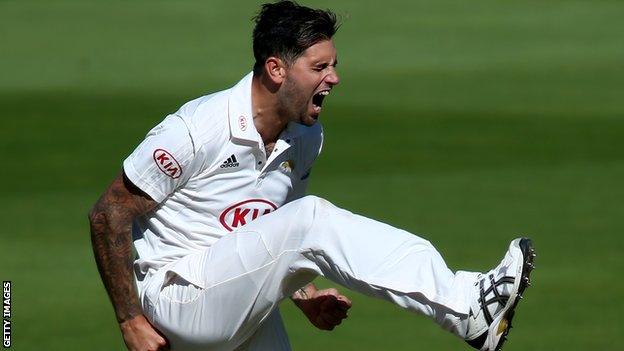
[219,199,277,231]
[153,149,182,179]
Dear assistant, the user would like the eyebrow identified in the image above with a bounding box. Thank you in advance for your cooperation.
[313,57,338,67]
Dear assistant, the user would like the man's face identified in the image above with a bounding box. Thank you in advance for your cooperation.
[277,39,340,126]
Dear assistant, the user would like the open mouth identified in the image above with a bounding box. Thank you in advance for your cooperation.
[311,90,330,113]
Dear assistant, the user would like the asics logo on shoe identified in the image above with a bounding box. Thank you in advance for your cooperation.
[465,238,536,351]
[220,154,239,168]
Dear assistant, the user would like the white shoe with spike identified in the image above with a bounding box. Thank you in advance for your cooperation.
[465,238,536,351]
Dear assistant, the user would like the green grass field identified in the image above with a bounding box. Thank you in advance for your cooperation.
[2,0,623,350]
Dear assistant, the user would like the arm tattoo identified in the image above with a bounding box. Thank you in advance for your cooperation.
[89,171,157,323]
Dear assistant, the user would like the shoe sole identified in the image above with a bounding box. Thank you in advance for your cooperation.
[488,237,536,351]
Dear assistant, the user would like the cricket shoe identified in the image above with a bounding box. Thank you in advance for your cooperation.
[464,238,536,351]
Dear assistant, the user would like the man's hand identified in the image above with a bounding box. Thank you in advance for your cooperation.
[292,285,352,331]
[120,315,169,351]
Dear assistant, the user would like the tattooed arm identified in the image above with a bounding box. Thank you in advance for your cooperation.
[89,171,168,351]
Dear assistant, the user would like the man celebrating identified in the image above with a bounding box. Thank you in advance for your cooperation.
[89,2,535,351]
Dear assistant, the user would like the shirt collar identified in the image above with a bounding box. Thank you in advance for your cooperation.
[227,72,260,144]
[227,71,312,144]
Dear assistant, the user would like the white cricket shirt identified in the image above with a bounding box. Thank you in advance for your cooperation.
[123,72,323,285]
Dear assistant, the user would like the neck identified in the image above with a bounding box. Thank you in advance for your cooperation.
[251,74,289,145]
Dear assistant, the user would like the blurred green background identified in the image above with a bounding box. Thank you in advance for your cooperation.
[1,0,623,350]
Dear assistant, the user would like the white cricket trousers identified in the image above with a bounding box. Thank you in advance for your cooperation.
[139,196,479,351]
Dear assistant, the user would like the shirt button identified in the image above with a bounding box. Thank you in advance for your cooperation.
[258,161,262,165]
[286,139,291,143]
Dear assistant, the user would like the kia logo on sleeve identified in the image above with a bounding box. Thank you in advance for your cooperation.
[219,199,277,231]
[153,149,182,179]
[238,115,247,131]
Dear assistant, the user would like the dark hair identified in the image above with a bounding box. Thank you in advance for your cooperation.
[252,1,339,75]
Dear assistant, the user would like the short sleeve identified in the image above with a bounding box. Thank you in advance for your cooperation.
[123,115,196,202]
[286,124,323,203]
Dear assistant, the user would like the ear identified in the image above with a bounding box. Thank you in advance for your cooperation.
[264,57,287,84]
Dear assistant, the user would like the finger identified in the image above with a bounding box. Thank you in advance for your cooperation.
[336,300,351,312]
[319,295,338,312]
[325,288,339,296]
[321,295,349,315]
[157,340,170,351]
[320,313,343,327]
[318,289,351,311]
[321,305,345,321]
[336,295,352,309]
[316,318,336,330]
[153,330,169,348]
[147,338,167,351]
[327,308,348,320]
[316,288,339,297]
[153,329,169,350]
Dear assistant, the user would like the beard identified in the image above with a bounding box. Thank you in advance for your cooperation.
[276,77,310,124]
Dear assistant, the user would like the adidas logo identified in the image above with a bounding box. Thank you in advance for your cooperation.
[220,154,239,169]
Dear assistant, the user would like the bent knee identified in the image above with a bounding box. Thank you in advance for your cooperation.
[290,195,331,225]
[297,195,321,207]
[262,195,329,240]
[295,195,333,213]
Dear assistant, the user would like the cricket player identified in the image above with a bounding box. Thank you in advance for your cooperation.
[89,2,536,351]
